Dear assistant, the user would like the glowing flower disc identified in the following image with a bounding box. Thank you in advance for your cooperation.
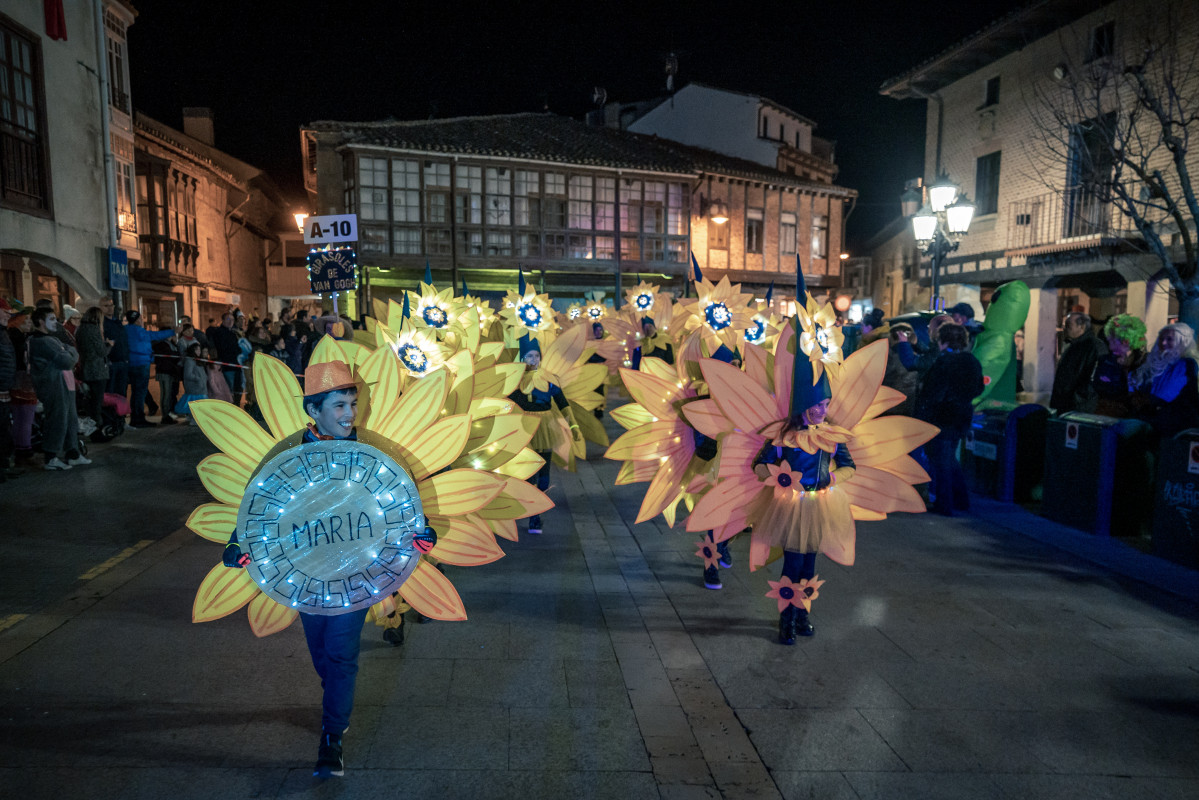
[705,302,732,331]
[236,437,425,615]
[421,305,448,328]
[634,293,654,310]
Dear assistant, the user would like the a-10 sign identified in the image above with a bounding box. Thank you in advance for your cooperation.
[303,213,358,245]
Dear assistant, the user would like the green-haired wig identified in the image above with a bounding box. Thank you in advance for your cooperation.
[1103,313,1147,350]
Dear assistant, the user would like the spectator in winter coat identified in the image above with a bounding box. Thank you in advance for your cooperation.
[882,323,921,417]
[28,308,88,470]
[124,310,176,428]
[1131,322,1199,437]
[99,295,129,400]
[152,336,182,425]
[1051,313,1107,414]
[208,313,243,405]
[914,323,984,516]
[76,307,110,425]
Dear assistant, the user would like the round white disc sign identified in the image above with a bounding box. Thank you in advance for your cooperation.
[236,438,424,615]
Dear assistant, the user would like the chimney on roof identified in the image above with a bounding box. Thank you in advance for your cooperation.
[182,107,214,145]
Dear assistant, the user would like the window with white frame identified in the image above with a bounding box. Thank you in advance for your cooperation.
[393,227,421,254]
[515,169,539,226]
[811,213,828,260]
[746,208,764,254]
[780,211,797,254]
[0,19,49,212]
[596,236,615,260]
[486,231,512,256]
[358,157,389,222]
[621,179,641,232]
[667,183,687,235]
[424,161,450,223]
[426,228,451,255]
[569,234,593,259]
[392,159,420,223]
[455,164,482,225]
[569,175,593,229]
[643,181,665,234]
[596,177,615,230]
[457,229,482,256]
[543,172,566,229]
[486,167,511,226]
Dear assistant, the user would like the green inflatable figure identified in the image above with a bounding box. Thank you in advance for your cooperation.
[973,280,1030,406]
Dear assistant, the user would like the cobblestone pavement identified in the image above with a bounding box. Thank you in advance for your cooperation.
[1,413,1198,799]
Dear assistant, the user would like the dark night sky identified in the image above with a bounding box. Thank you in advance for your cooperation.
[127,0,1024,250]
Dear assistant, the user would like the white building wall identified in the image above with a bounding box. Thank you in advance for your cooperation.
[1,0,112,299]
[628,85,782,168]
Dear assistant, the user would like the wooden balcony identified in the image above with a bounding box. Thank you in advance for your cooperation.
[1006,189,1126,255]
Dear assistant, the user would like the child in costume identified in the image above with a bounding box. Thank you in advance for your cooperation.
[508,336,579,534]
[220,361,436,778]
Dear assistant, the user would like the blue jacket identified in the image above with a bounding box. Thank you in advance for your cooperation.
[126,325,175,367]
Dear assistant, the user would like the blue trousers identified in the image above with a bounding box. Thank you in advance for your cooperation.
[781,551,816,582]
[300,608,369,734]
[925,431,969,515]
[128,364,151,423]
[107,361,129,403]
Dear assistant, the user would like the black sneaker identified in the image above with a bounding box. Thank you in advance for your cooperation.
[314,730,344,778]
[382,615,405,646]
[527,515,542,535]
[703,565,722,590]
[717,542,732,569]
[795,609,815,637]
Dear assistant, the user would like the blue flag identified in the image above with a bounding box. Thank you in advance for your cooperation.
[691,252,703,283]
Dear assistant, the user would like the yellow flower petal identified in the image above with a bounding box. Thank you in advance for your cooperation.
[701,359,780,434]
[839,465,927,514]
[193,563,259,622]
[197,453,252,505]
[422,469,506,515]
[680,398,734,439]
[358,345,401,433]
[374,369,447,445]
[191,399,276,472]
[308,335,346,366]
[476,477,555,519]
[399,559,467,621]
[610,403,655,431]
[399,414,472,480]
[428,515,506,566]
[848,417,939,466]
[829,339,888,430]
[616,459,659,485]
[186,502,238,543]
[253,354,306,441]
[247,592,298,637]
[606,421,690,461]
[621,369,685,421]
[716,431,766,481]
[489,518,519,542]
[494,448,545,480]
[686,476,765,532]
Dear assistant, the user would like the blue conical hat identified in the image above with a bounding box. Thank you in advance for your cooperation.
[424,260,433,286]
[791,255,829,417]
[518,334,540,357]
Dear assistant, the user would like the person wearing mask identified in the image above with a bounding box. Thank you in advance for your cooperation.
[1132,322,1199,437]
[76,307,111,426]
[98,295,129,404]
[124,310,176,428]
[1051,312,1108,414]
[28,308,88,470]
[913,323,984,516]
[1093,314,1148,418]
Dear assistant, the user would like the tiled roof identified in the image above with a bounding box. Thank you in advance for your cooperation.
[304,113,854,196]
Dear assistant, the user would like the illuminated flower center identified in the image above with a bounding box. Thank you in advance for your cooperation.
[396,343,429,373]
[587,306,604,320]
[745,318,766,343]
[518,303,543,328]
[815,325,830,353]
[778,585,795,600]
[421,304,448,327]
[568,307,581,320]
[635,293,653,310]
[777,472,792,487]
[705,301,732,330]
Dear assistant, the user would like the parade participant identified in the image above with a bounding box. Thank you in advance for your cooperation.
[971,281,1030,405]
[508,336,581,534]
[219,360,436,778]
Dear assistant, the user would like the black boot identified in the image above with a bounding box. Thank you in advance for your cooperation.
[795,607,815,637]
[382,612,405,646]
[778,607,797,646]
[314,730,344,778]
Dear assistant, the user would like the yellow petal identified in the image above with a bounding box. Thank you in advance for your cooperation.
[685,476,765,532]
[839,466,927,514]
[873,453,931,484]
[572,402,610,447]
[197,453,252,506]
[253,354,306,441]
[701,359,779,434]
[610,403,655,430]
[862,386,906,421]
[400,559,467,621]
[193,563,259,622]
[494,447,545,480]
[542,323,589,380]
[605,421,689,461]
[622,369,684,421]
[472,363,523,400]
[616,459,660,485]
[358,345,401,433]
[848,417,939,466]
[743,341,770,388]
[850,505,887,521]
[428,514,506,566]
[476,477,555,519]
[716,431,766,480]
[308,335,346,365]
[186,502,238,543]
[191,400,276,472]
[680,398,734,439]
[399,414,471,480]
[562,363,607,404]
[423,469,506,515]
[489,517,519,542]
[247,592,298,637]
[375,369,447,445]
[829,340,888,430]
[636,453,690,524]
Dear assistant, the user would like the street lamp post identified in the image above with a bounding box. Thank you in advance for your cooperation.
[910,176,974,312]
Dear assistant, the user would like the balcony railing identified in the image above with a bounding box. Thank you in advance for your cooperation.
[1006,189,1125,251]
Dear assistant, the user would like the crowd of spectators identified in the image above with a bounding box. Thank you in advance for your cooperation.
[0,295,354,475]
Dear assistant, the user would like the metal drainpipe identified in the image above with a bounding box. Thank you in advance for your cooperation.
[94,0,118,255]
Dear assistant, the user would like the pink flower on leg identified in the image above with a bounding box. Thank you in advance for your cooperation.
[695,540,721,570]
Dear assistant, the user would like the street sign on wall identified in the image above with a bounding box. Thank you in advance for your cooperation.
[303,214,358,245]
[108,247,129,291]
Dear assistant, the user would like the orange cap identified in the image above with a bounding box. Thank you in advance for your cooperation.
[303,361,356,397]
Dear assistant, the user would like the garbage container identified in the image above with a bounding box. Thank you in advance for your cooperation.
[962,402,1049,502]
[1041,412,1120,535]
[1151,428,1199,568]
